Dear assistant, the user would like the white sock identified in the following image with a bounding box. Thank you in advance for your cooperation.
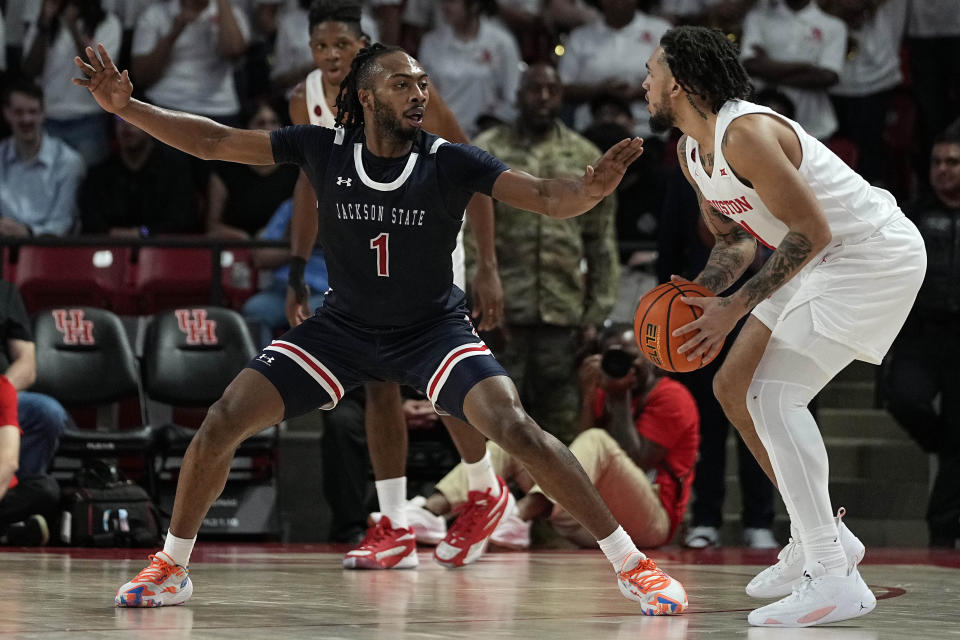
[598,526,642,571]
[375,476,408,530]
[463,449,499,495]
[802,523,847,575]
[162,531,197,566]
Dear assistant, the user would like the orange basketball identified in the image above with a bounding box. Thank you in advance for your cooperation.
[633,281,721,373]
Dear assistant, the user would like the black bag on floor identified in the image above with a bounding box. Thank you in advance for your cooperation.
[61,461,161,547]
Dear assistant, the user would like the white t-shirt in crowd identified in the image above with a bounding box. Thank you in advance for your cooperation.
[831,0,908,97]
[271,6,313,80]
[740,0,847,140]
[23,14,122,120]
[558,12,671,138]
[133,1,250,116]
[101,0,153,30]
[418,18,522,137]
[907,0,960,37]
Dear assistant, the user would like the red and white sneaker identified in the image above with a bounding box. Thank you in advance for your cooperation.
[342,516,418,570]
[115,551,192,607]
[617,552,688,615]
[434,476,509,568]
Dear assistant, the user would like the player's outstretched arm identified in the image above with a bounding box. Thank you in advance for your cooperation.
[73,44,274,165]
[490,137,643,219]
[675,134,756,295]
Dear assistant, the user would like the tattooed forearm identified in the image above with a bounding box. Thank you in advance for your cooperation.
[698,242,752,294]
[736,230,814,308]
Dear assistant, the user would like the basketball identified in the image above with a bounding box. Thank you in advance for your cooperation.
[633,281,721,373]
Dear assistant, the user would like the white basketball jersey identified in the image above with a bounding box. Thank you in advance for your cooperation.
[685,100,902,250]
[305,69,337,128]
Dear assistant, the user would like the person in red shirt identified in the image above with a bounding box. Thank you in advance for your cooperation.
[382,324,700,549]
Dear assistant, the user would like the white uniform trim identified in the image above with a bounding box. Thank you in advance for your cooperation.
[430,137,449,155]
[353,143,419,191]
[427,342,491,405]
[264,340,345,409]
[305,68,337,128]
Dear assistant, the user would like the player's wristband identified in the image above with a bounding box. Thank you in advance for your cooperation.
[288,256,308,301]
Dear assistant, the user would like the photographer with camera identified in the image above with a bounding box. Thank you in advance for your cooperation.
[383,324,700,549]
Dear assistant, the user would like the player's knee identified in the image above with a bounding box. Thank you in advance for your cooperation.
[713,366,747,416]
[497,412,547,459]
[195,399,244,452]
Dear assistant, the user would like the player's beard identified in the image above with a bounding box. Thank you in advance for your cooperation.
[372,95,419,143]
[649,92,676,133]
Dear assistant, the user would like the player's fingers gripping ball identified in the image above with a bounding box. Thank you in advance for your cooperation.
[634,281,722,373]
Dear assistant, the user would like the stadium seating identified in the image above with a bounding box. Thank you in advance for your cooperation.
[14,247,132,314]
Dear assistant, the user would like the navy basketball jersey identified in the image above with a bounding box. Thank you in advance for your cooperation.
[271,125,508,327]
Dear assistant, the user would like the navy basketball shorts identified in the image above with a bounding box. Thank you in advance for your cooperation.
[246,305,507,422]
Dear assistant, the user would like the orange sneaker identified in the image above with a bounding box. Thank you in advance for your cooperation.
[115,551,192,607]
[342,516,418,570]
[434,476,509,568]
[617,552,687,615]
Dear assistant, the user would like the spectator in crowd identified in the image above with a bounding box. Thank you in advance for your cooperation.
[740,0,847,140]
[243,198,328,348]
[582,94,666,261]
[655,0,756,34]
[22,0,121,166]
[466,63,619,444]
[132,0,249,125]
[558,0,671,138]
[79,116,206,236]
[206,99,299,238]
[0,281,68,546]
[0,377,58,546]
[653,89,791,550]
[270,0,321,95]
[906,0,960,186]
[885,126,960,548]
[825,0,908,187]
[0,81,84,237]
[392,325,699,550]
[418,0,522,137]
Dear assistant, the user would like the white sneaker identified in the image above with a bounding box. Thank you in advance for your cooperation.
[617,552,688,615]
[684,525,720,549]
[116,552,192,607]
[369,495,447,546]
[747,563,876,627]
[746,508,866,599]
[490,492,530,550]
[744,528,779,549]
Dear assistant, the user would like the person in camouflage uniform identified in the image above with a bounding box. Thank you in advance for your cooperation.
[465,63,620,444]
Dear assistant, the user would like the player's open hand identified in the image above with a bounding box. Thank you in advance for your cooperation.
[73,43,132,114]
[672,295,742,362]
[582,137,644,199]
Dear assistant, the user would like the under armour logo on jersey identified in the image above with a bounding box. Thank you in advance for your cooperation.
[257,353,275,365]
[52,309,95,345]
[720,168,728,176]
[336,177,352,187]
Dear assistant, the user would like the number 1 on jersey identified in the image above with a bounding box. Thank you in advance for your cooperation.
[370,232,390,277]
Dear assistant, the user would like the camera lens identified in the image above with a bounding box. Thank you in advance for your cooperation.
[600,348,634,379]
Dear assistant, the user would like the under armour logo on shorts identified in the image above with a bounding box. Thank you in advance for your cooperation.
[337,177,352,187]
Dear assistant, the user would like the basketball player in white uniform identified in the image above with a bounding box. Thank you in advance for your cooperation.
[286,2,509,569]
[641,27,926,626]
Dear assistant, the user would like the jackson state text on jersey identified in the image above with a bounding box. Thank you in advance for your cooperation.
[271,125,508,328]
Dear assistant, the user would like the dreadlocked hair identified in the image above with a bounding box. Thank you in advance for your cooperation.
[660,26,752,114]
[335,43,404,128]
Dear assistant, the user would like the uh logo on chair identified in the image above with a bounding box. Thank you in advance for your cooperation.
[174,309,218,346]
[52,309,95,346]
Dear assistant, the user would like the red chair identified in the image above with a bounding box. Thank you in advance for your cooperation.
[134,247,214,314]
[14,246,130,314]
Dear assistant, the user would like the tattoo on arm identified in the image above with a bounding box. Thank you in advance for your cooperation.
[695,192,754,294]
[736,230,814,308]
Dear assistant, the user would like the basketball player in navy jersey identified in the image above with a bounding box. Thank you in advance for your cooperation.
[286,1,507,571]
[74,43,688,614]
